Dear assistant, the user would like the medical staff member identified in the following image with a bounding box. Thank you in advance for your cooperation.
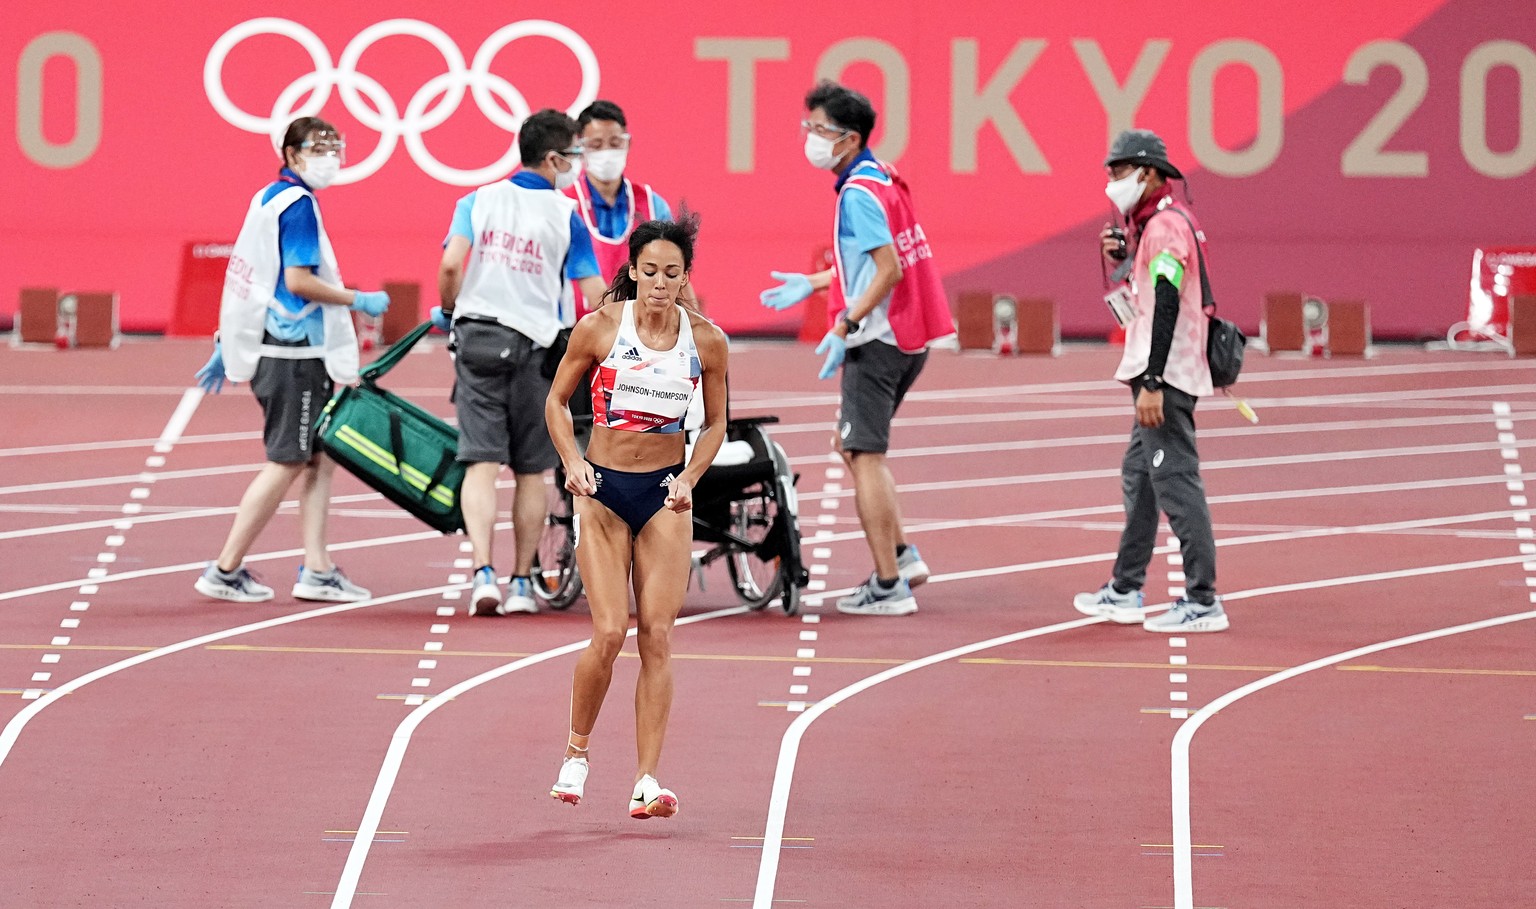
[760,81,954,617]
[431,109,607,616]
[1072,129,1227,633]
[193,116,390,604]
[544,214,728,818]
[564,100,679,316]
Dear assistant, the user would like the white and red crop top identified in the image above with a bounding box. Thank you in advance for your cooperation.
[589,301,702,434]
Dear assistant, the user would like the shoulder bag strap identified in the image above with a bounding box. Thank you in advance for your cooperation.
[1153,207,1217,314]
[359,320,433,384]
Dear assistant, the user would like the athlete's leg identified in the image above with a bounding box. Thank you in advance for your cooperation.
[630,507,692,781]
[565,496,635,758]
[215,462,306,572]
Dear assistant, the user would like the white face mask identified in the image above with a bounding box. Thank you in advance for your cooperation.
[301,156,341,190]
[553,156,580,190]
[585,148,627,183]
[804,133,841,170]
[1104,169,1145,214]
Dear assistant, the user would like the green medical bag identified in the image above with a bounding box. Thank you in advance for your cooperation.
[317,321,465,534]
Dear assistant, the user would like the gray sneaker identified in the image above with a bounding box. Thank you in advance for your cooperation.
[896,545,930,587]
[836,575,917,616]
[292,565,371,603]
[194,564,275,603]
[1072,582,1154,624]
[1143,597,1229,633]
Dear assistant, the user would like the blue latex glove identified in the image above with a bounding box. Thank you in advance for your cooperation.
[195,343,226,394]
[759,271,813,311]
[429,305,453,333]
[351,289,390,317]
[815,331,846,380]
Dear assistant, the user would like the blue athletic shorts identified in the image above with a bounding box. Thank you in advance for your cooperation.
[589,461,685,536]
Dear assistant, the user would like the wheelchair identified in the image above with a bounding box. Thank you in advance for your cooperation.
[528,413,809,616]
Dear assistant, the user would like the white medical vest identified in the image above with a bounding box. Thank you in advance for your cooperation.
[452,181,578,348]
[219,185,359,385]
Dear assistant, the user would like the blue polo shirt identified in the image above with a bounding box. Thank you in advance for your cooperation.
[446,171,600,280]
[833,150,895,330]
[262,168,326,344]
[582,175,674,239]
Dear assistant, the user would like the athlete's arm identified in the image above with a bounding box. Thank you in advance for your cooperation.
[438,235,471,310]
[546,314,609,496]
[678,321,729,491]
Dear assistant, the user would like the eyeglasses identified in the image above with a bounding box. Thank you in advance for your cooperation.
[300,138,347,162]
[582,133,631,152]
[800,119,850,140]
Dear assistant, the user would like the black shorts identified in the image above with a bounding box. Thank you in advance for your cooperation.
[838,341,927,454]
[589,461,685,536]
[251,339,332,464]
[451,319,558,473]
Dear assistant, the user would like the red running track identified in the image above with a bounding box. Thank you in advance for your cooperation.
[1,338,1533,908]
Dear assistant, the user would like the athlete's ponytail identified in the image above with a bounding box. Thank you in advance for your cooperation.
[601,208,702,307]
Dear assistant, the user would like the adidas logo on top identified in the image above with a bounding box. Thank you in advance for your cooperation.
[621,347,642,361]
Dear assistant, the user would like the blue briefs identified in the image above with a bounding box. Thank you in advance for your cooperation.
[589,461,686,536]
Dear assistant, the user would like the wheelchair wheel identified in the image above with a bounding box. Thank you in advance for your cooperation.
[768,439,807,617]
[531,474,582,610]
[725,484,786,610]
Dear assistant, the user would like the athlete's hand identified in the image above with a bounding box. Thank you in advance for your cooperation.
[1136,388,1165,428]
[815,330,846,380]
[429,306,453,333]
[351,289,391,317]
[195,343,226,395]
[564,460,598,497]
[664,476,693,513]
[759,271,812,311]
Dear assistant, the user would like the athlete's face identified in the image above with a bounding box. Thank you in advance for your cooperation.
[630,240,688,308]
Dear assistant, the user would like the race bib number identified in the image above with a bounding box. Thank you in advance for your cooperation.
[611,368,695,423]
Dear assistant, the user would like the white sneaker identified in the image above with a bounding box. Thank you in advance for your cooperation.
[468,567,502,616]
[896,545,930,587]
[836,575,917,616]
[629,774,678,819]
[1143,597,1229,633]
[194,564,274,603]
[498,575,538,615]
[550,756,589,806]
[292,565,371,603]
[1072,582,1157,624]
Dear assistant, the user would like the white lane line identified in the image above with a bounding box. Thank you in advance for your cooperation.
[751,617,1102,908]
[1168,609,1536,909]
[328,604,749,908]
[0,463,263,497]
[0,430,260,459]
[0,583,466,770]
[155,387,203,451]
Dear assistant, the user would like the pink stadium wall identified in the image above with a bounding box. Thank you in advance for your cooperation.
[3,1,1533,339]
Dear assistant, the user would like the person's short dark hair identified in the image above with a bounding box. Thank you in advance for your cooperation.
[280,116,338,168]
[519,109,579,166]
[577,100,627,131]
[804,81,876,148]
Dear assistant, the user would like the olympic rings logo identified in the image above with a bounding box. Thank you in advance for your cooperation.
[203,18,601,186]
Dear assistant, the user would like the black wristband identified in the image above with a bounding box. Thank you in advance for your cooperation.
[841,316,860,335]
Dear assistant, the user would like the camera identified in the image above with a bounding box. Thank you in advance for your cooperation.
[1107,227,1128,260]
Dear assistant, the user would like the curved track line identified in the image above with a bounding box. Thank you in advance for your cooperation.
[754,553,1534,906]
[0,583,465,771]
[329,605,751,908]
[750,617,1102,908]
[1169,609,1536,909]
